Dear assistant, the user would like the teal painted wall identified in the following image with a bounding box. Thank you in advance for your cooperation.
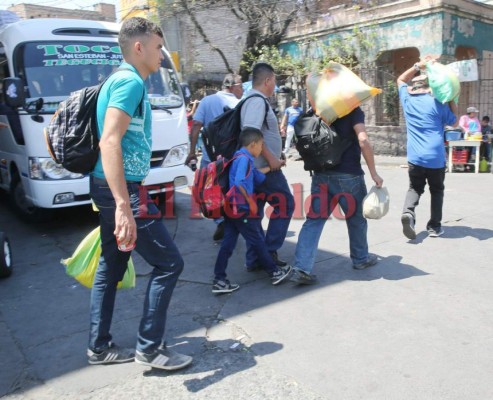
[443,13,493,56]
[280,12,493,61]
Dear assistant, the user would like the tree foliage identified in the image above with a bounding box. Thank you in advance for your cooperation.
[243,24,379,88]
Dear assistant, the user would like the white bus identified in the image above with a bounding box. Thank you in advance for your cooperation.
[0,18,193,221]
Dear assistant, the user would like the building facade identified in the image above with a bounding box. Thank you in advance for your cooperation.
[8,2,116,22]
[280,0,493,155]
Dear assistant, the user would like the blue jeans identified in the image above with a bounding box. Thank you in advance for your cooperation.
[245,170,294,266]
[89,177,184,354]
[214,216,277,281]
[294,172,368,273]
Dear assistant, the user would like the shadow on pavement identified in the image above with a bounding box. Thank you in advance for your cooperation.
[0,189,428,397]
[142,337,282,393]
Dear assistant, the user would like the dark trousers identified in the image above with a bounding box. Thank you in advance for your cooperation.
[245,170,294,266]
[402,162,445,229]
[214,216,277,281]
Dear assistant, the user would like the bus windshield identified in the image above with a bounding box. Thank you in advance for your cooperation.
[15,41,183,110]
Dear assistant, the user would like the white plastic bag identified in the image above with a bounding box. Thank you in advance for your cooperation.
[363,186,390,219]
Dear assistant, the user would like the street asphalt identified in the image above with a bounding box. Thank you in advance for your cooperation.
[1,153,493,400]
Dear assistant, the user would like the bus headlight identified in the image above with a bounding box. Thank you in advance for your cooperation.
[29,158,84,180]
[162,144,188,167]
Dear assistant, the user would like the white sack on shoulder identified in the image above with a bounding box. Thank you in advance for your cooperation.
[363,186,389,219]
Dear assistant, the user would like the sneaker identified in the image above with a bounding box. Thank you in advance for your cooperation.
[353,254,378,270]
[212,279,240,294]
[270,251,287,267]
[290,269,318,285]
[87,342,135,365]
[427,226,444,237]
[135,347,192,370]
[401,213,416,240]
[213,222,225,241]
[271,265,292,285]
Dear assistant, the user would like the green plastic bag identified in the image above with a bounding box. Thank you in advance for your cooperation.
[62,227,136,289]
[425,61,460,104]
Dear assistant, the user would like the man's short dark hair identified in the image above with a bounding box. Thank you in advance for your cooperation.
[252,63,275,87]
[482,116,490,123]
[223,73,242,88]
[119,17,163,57]
[239,127,263,147]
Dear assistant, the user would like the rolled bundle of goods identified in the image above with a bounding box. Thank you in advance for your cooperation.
[425,61,460,104]
[306,62,382,124]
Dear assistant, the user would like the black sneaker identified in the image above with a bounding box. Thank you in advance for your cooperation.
[401,213,416,240]
[353,254,378,270]
[213,222,225,241]
[87,342,135,365]
[135,347,192,370]
[290,269,318,285]
[271,265,292,285]
[427,226,444,237]
[212,279,240,294]
[270,251,287,267]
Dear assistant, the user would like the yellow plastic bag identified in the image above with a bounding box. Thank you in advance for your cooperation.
[307,62,382,125]
[62,227,136,289]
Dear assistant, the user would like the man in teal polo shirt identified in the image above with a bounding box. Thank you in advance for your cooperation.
[88,17,192,371]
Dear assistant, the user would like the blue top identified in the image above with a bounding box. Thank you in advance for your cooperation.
[93,62,151,181]
[284,106,303,126]
[399,84,457,168]
[327,107,364,176]
[228,148,266,212]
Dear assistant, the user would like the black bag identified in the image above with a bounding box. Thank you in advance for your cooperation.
[202,94,269,161]
[44,68,143,174]
[294,111,354,171]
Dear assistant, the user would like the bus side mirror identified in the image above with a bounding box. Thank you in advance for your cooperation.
[3,78,25,108]
[180,82,191,104]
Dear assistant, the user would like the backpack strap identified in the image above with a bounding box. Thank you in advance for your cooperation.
[238,93,270,130]
[104,67,145,117]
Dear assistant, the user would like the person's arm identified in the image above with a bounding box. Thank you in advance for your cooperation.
[190,100,199,116]
[185,120,203,165]
[236,185,257,216]
[241,97,285,170]
[448,101,459,128]
[262,145,285,171]
[458,115,468,133]
[280,112,288,135]
[99,107,136,248]
[397,55,435,86]
[354,122,383,188]
[234,157,258,215]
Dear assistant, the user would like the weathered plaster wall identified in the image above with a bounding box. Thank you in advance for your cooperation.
[443,13,493,56]
[280,13,444,60]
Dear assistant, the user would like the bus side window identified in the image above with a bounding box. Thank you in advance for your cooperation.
[0,43,24,145]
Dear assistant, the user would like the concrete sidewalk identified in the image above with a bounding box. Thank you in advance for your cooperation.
[1,156,493,400]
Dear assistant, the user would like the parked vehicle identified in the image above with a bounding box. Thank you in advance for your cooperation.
[0,18,193,221]
[0,231,12,278]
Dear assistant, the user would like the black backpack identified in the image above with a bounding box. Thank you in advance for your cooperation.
[294,110,354,172]
[44,68,143,174]
[202,93,269,161]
